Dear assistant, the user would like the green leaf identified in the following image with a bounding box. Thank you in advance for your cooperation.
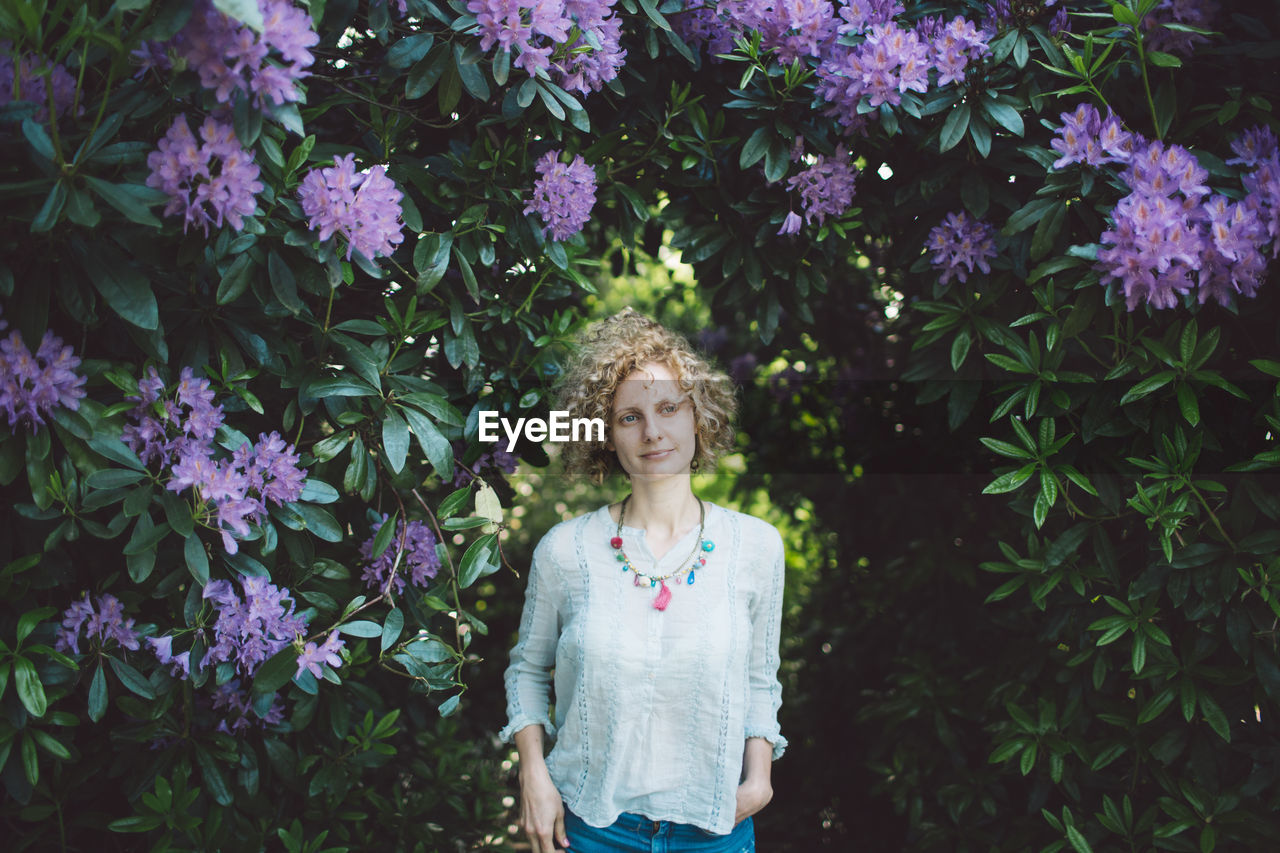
[401,406,454,479]
[1198,692,1230,742]
[22,118,55,161]
[950,328,972,371]
[88,663,108,722]
[939,103,971,152]
[197,747,234,806]
[1065,825,1094,853]
[253,647,299,695]
[15,658,47,717]
[980,437,1035,459]
[457,532,498,588]
[83,176,163,227]
[338,620,382,638]
[184,534,210,585]
[372,512,398,558]
[1147,50,1182,68]
[291,503,343,542]
[388,33,434,68]
[30,729,71,761]
[1120,372,1175,405]
[381,608,404,653]
[74,242,158,329]
[268,251,303,314]
[437,485,471,520]
[31,181,67,232]
[739,127,770,169]
[382,410,410,474]
[108,656,155,699]
[123,515,170,556]
[983,464,1036,495]
[984,99,1025,136]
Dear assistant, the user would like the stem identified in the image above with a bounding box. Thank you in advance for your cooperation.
[1181,476,1236,551]
[1131,30,1161,140]
[411,488,467,662]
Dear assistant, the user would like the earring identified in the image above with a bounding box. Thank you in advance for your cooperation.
[690,457,700,471]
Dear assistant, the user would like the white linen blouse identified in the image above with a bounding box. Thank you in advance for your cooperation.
[500,501,787,835]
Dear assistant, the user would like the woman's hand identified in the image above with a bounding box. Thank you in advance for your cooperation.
[519,767,569,852]
[734,776,773,825]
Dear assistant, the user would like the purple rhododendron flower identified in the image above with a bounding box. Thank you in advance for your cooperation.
[298,154,406,261]
[787,146,859,225]
[1095,138,1224,310]
[1050,103,1136,170]
[56,593,141,655]
[146,115,263,234]
[212,679,285,733]
[525,150,597,241]
[468,0,625,90]
[202,576,309,677]
[122,367,307,553]
[0,42,78,121]
[453,447,520,486]
[169,0,318,106]
[1142,0,1218,57]
[926,211,999,285]
[295,630,345,679]
[0,317,86,431]
[777,210,804,236]
[359,517,442,593]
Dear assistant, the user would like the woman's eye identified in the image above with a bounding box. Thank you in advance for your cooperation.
[662,403,677,414]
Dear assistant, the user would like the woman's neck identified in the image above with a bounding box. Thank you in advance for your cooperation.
[621,476,700,539]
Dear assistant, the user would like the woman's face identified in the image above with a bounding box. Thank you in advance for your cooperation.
[607,360,697,480]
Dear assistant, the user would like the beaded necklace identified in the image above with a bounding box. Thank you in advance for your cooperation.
[610,495,715,611]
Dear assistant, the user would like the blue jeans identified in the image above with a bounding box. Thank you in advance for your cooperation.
[563,806,755,853]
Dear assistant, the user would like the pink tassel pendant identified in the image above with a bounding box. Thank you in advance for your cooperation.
[653,581,672,611]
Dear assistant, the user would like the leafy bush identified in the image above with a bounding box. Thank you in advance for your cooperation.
[2,0,1278,849]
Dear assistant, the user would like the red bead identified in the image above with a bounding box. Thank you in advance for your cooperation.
[610,536,623,549]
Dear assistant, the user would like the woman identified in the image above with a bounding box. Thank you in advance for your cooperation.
[501,309,787,852]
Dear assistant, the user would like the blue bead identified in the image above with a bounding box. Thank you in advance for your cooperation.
[688,571,696,584]
[650,578,656,587]
[701,540,714,552]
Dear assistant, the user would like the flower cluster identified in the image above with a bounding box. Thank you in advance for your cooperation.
[525,150,598,241]
[454,448,520,486]
[0,42,78,122]
[146,115,263,234]
[1235,128,1280,258]
[202,575,315,676]
[1049,103,1134,170]
[212,679,285,734]
[1142,0,1218,57]
[926,211,999,285]
[984,0,1069,36]
[55,593,141,655]
[1080,118,1276,311]
[0,313,86,432]
[720,0,839,65]
[122,366,307,552]
[296,630,345,679]
[921,16,991,87]
[359,517,442,594]
[297,154,406,261]
[786,146,859,225]
[168,0,318,106]
[679,1,987,132]
[467,0,625,93]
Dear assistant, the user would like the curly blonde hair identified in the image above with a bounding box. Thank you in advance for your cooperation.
[555,308,737,484]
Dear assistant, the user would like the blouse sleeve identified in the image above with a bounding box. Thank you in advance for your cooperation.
[499,535,563,744]
[744,526,788,760]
